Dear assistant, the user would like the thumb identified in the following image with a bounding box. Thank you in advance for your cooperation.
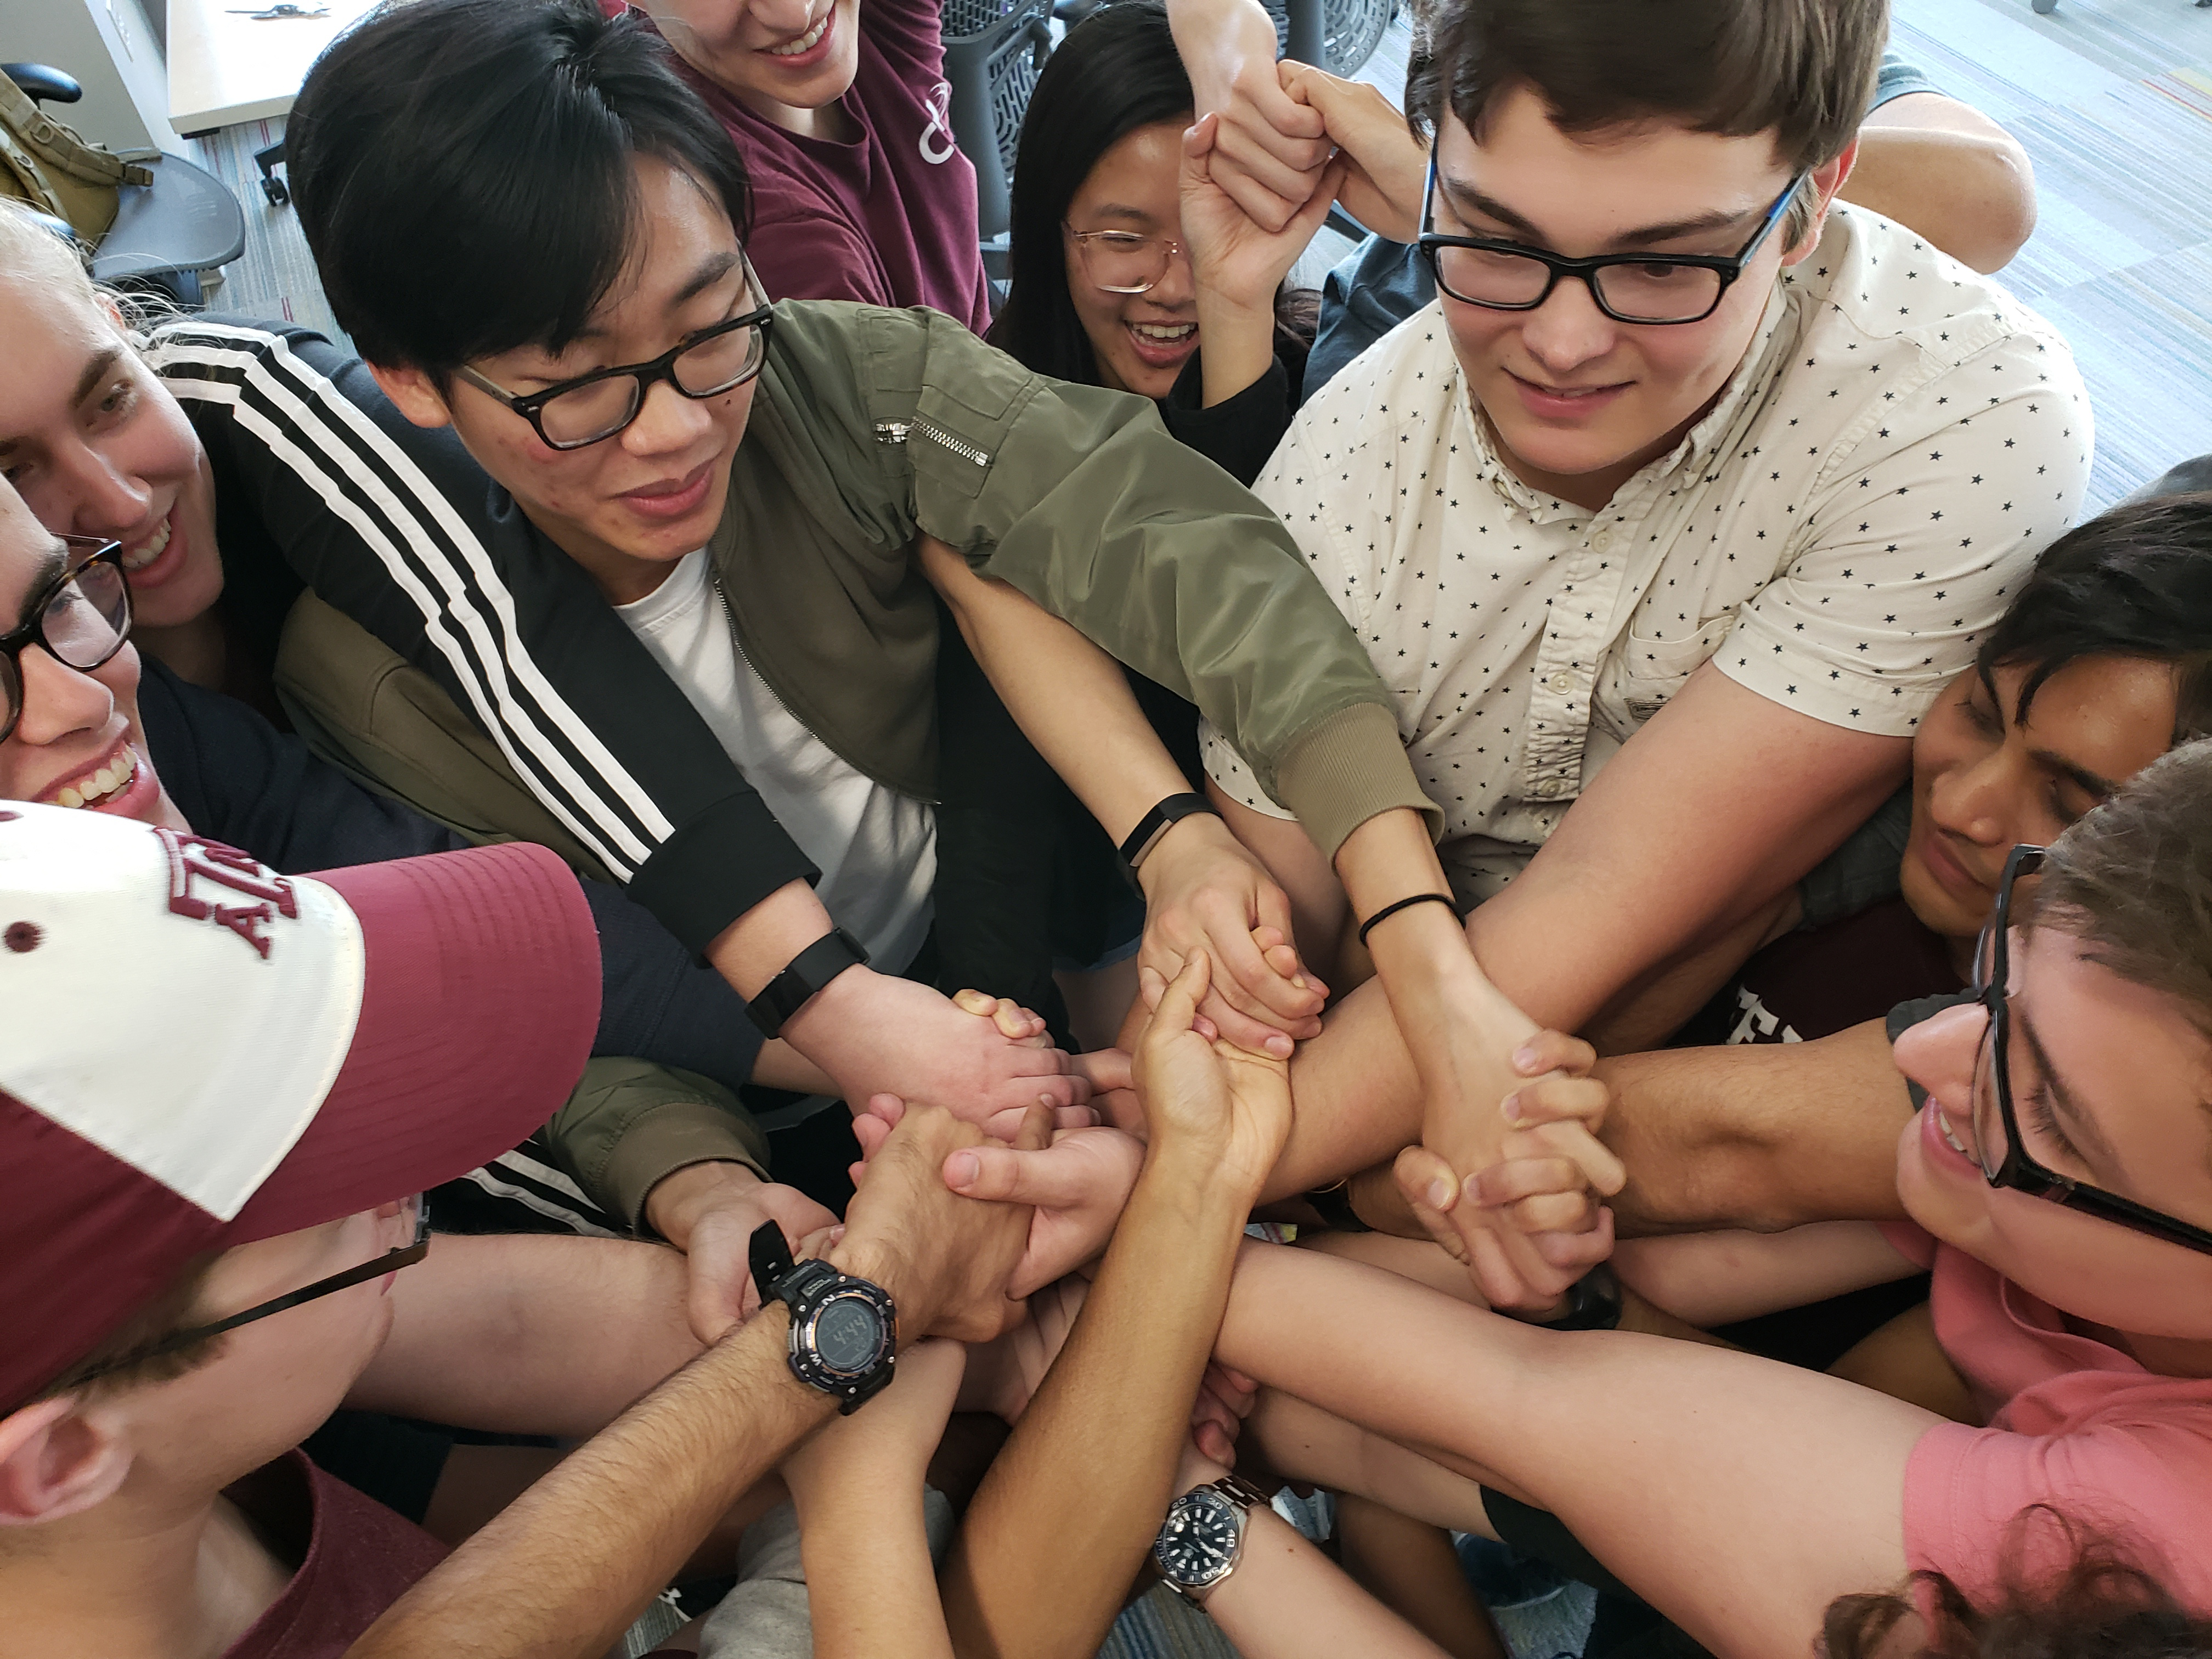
[1149,949,1214,1037]
[947,1139,1097,1206]
[862,1092,909,1127]
[1393,1144,1470,1264]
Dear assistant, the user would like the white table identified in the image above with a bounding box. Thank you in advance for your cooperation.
[166,0,377,134]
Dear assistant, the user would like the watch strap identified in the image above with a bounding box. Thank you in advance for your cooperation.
[1119,792,1218,872]
[747,927,869,1039]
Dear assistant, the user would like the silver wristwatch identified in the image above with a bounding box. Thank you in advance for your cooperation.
[1151,1473,1274,1602]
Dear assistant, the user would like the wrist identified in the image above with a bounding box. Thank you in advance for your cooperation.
[1142,1136,1271,1217]
[1134,808,1236,897]
[823,1232,916,1335]
[643,1159,764,1248]
[777,960,883,1055]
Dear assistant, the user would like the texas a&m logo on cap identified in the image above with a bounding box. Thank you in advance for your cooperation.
[157,828,300,960]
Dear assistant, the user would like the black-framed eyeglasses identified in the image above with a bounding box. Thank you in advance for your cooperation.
[1064,225,1190,295]
[456,254,775,451]
[59,1197,433,1393]
[1416,153,1807,326]
[1,534,132,744]
[1970,846,2212,1257]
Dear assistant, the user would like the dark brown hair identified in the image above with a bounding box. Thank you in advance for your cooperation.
[1821,1510,2210,1658]
[2029,738,2212,1043]
[1407,0,1887,241]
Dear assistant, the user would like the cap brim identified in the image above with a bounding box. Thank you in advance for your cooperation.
[228,840,601,1243]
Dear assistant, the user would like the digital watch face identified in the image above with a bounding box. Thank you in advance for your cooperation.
[811,1294,885,1376]
[1156,1493,1240,1587]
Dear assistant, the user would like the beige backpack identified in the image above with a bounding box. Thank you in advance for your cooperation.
[0,69,151,241]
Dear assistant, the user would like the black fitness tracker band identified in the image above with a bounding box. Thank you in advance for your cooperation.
[748,1221,898,1414]
[1356,891,1458,949]
[746,927,870,1039]
[1120,792,1220,872]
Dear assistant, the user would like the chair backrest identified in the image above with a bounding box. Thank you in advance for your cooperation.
[941,0,1054,245]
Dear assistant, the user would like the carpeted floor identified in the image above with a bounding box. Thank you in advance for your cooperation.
[171,3,2212,1657]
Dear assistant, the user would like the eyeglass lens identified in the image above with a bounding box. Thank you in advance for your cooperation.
[2,555,132,737]
[1076,232,1182,295]
[1430,245,1727,324]
[537,323,768,448]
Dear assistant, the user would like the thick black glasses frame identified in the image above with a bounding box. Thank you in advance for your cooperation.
[457,258,776,452]
[0,534,129,743]
[1415,154,1807,326]
[60,1199,434,1392]
[1975,845,2212,1256]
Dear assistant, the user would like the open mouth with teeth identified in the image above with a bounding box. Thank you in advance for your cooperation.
[47,746,139,811]
[121,514,173,574]
[764,10,830,55]
[1124,319,1198,369]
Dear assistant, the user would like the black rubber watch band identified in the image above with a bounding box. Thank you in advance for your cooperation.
[747,927,869,1039]
[1119,792,1219,872]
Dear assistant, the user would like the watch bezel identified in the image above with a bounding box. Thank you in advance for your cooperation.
[794,1284,892,1380]
[1153,1486,1248,1596]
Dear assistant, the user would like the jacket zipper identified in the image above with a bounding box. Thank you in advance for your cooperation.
[873,417,992,469]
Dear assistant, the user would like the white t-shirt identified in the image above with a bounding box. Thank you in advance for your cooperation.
[617,550,935,974]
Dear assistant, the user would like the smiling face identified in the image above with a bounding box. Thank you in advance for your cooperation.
[1892,929,2212,1341]
[371,156,763,606]
[1430,91,1836,510]
[0,281,223,631]
[1062,120,1199,401]
[1900,658,2179,944]
[651,0,861,122]
[0,483,182,826]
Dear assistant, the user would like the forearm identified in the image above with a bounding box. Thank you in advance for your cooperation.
[1592,1025,1915,1237]
[1215,1242,1928,1657]
[926,538,1189,843]
[944,1148,1256,1658]
[1197,292,1282,409]
[1203,1504,1453,1659]
[347,1307,834,1659]
[1843,116,2034,274]
[795,1475,953,1659]
[359,1234,701,1437]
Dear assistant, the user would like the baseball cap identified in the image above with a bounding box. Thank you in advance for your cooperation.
[0,804,602,1408]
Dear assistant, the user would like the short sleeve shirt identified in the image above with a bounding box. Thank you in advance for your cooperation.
[1204,207,2090,906]
[1881,1223,2212,1613]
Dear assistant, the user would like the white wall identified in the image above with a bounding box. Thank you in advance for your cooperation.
[2,0,183,158]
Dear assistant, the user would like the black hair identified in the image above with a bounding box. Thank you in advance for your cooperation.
[287,0,751,376]
[988,1,1198,383]
[1978,492,2212,746]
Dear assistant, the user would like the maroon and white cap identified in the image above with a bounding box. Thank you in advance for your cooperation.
[0,804,602,1408]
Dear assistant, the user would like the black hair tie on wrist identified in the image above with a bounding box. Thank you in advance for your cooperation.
[1356,891,1459,950]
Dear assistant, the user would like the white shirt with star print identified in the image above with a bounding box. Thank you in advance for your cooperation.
[1201,205,2091,907]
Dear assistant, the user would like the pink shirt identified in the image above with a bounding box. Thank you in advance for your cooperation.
[1884,1222,2212,1610]
[637,0,992,332]
[225,1451,449,1658]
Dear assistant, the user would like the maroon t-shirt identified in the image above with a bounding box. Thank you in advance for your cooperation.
[1677,895,1964,1047]
[648,0,992,331]
[223,1451,449,1659]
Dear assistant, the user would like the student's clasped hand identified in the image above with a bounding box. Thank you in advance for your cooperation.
[1170,0,1333,230]
[1135,950,1295,1194]
[1395,1028,1624,1313]
[1135,816,1327,1059]
[834,1103,1050,1343]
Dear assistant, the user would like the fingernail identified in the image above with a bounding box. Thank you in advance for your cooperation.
[1291,974,1308,989]
[949,1152,980,1188]
[1512,1045,1538,1070]
[1502,1091,1523,1121]
[1427,1179,1452,1210]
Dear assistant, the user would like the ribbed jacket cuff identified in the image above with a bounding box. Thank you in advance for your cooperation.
[1273,701,1441,861]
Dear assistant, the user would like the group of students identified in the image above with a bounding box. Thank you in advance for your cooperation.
[5,0,2212,1654]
